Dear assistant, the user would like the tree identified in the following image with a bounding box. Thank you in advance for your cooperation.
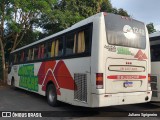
[117,8,130,17]
[40,0,130,35]
[147,23,156,34]
[0,0,56,83]
[39,0,99,35]
[100,0,113,13]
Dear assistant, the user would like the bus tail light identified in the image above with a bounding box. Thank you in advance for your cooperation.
[96,73,103,89]
[148,74,151,83]
[103,12,107,16]
[148,74,151,88]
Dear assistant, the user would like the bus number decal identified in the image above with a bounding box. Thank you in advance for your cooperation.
[133,27,145,36]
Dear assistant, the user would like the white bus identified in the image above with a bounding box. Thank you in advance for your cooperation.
[8,12,152,107]
[150,32,160,101]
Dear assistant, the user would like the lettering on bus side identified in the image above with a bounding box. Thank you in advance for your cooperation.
[18,64,38,92]
[117,47,133,55]
[104,45,116,52]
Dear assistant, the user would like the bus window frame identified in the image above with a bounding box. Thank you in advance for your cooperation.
[11,23,93,65]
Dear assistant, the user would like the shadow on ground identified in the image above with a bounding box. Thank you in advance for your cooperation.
[1,86,160,117]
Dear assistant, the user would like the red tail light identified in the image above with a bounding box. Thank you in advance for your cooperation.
[103,12,107,16]
[148,74,151,83]
[96,73,103,89]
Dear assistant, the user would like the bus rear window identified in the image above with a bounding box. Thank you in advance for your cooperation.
[105,14,146,49]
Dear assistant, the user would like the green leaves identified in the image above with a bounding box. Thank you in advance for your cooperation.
[7,21,21,33]
[147,23,156,34]
[40,0,130,35]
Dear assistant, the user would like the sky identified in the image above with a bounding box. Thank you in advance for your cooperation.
[110,0,160,31]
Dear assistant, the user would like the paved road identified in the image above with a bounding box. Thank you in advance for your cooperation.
[0,86,160,119]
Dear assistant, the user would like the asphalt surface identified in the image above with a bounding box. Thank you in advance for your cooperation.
[0,86,160,119]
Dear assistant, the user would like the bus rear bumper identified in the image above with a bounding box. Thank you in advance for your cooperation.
[91,91,152,107]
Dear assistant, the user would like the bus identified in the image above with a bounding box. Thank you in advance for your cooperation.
[150,32,160,101]
[7,12,152,107]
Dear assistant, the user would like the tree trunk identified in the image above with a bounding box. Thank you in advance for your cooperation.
[11,33,19,51]
[0,37,6,83]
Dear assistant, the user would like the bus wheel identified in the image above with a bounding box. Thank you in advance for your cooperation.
[46,84,58,106]
[11,78,16,89]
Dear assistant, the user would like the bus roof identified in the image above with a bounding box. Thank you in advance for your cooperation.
[11,12,103,54]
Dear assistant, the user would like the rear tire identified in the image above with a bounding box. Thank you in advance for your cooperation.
[46,84,58,106]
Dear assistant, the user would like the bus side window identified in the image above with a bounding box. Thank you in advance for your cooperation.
[14,54,17,64]
[24,50,28,62]
[47,41,52,58]
[37,44,47,59]
[32,48,34,60]
[33,46,39,60]
[50,38,64,58]
[41,44,44,59]
[65,33,76,55]
[44,44,48,58]
[17,52,21,63]
[28,49,32,61]
[84,28,90,53]
[51,41,55,57]
[20,51,24,62]
[77,28,90,53]
[77,31,85,53]
[38,45,41,59]
[59,39,64,56]
[55,38,63,57]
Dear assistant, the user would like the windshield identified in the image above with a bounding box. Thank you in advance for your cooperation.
[105,13,146,49]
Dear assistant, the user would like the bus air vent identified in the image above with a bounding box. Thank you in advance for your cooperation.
[74,73,87,102]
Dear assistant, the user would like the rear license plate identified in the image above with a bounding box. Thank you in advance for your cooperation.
[124,81,133,87]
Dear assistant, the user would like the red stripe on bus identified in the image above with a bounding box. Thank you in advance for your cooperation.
[38,60,75,95]
[107,75,146,80]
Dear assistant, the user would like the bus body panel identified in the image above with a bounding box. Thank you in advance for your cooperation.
[8,57,91,107]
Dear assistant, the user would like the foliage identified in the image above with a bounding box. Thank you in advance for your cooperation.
[113,8,130,17]
[0,0,57,81]
[0,0,57,57]
[146,23,156,34]
[40,0,130,36]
